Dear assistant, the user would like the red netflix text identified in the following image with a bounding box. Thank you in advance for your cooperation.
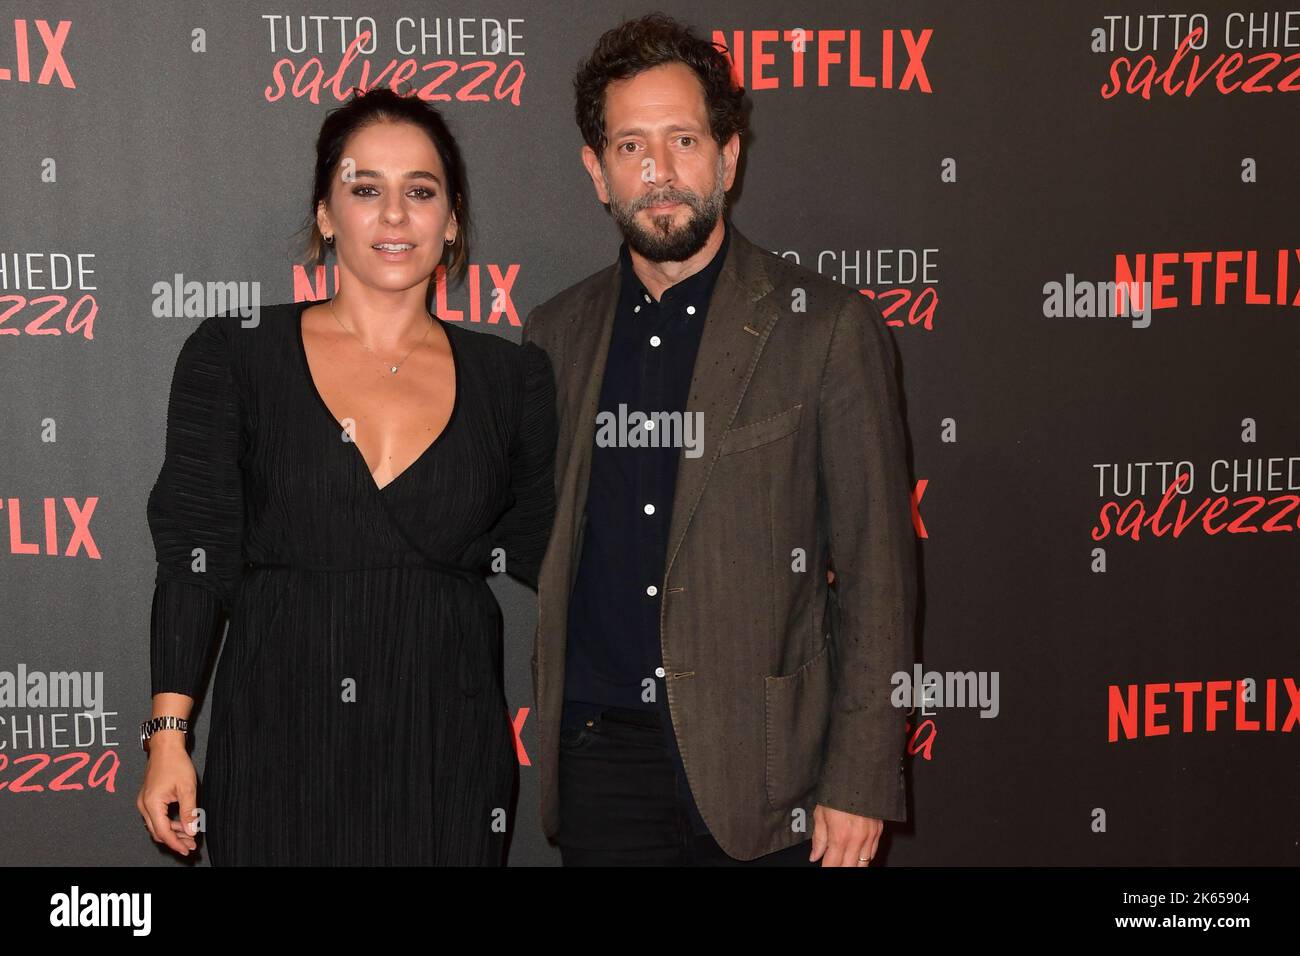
[713,28,932,93]
[293,262,522,325]
[1114,249,1300,310]
[1108,678,1300,740]
[2,498,101,559]
[0,19,73,88]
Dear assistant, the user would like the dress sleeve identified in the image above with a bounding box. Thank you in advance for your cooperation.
[488,340,558,589]
[147,316,247,699]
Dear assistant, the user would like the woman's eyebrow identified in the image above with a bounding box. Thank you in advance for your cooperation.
[352,169,442,184]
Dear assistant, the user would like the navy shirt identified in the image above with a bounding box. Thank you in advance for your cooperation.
[563,217,732,835]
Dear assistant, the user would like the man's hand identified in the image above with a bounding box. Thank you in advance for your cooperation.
[810,803,883,867]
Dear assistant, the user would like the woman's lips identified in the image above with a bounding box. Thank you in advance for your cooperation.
[372,242,416,261]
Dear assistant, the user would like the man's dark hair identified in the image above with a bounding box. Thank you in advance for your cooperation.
[573,12,748,158]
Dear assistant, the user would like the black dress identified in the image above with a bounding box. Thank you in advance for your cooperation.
[146,300,557,865]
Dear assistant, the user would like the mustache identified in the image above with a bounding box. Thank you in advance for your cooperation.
[634,190,697,210]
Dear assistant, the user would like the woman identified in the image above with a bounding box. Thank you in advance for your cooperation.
[136,87,558,865]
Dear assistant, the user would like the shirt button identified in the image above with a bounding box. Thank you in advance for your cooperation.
[646,584,658,596]
[686,305,696,315]
[634,304,641,313]
[644,503,655,514]
[643,293,651,303]
[655,666,666,678]
[650,335,661,347]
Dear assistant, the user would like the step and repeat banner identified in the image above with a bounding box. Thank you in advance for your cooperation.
[1,1,1296,866]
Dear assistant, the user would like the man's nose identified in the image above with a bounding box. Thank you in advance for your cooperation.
[643,141,676,186]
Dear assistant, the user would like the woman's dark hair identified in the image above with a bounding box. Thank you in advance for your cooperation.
[573,12,748,159]
[301,86,471,283]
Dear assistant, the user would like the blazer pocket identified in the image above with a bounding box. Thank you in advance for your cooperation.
[719,403,803,456]
[763,640,833,811]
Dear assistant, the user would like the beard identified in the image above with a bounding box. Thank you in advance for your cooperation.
[603,153,727,263]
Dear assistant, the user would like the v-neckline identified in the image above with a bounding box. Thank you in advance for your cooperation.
[295,299,461,494]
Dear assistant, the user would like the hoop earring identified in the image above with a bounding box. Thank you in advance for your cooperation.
[445,237,454,245]
[324,234,335,245]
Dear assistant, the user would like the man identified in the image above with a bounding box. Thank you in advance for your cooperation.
[523,13,917,866]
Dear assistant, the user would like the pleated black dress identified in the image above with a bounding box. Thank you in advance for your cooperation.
[146,300,557,866]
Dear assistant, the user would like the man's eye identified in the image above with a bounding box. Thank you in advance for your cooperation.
[679,136,694,147]
[619,142,638,153]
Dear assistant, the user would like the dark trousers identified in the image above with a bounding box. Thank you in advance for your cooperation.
[555,705,817,866]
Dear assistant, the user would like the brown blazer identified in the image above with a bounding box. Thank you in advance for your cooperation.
[523,222,917,860]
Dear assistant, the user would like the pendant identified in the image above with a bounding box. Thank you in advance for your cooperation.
[390,365,399,374]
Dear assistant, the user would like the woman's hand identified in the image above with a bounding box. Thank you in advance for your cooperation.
[137,735,201,856]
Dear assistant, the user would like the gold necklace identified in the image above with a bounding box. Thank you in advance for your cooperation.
[327,298,433,375]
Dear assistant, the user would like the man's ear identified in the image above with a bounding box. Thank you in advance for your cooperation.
[581,145,610,204]
[721,132,741,191]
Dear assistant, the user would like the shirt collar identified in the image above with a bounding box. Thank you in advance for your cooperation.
[618,216,731,314]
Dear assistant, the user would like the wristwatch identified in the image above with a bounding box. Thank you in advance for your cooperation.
[140,715,189,752]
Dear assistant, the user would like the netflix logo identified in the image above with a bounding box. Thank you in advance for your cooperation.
[292,261,523,325]
[1,498,100,559]
[1114,248,1300,310]
[0,19,74,88]
[713,27,932,92]
[1108,677,1300,740]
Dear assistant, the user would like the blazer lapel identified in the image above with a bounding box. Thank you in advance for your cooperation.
[554,225,781,591]
[663,227,780,579]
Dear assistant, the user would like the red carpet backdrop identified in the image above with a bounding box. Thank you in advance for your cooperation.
[1,0,1297,865]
